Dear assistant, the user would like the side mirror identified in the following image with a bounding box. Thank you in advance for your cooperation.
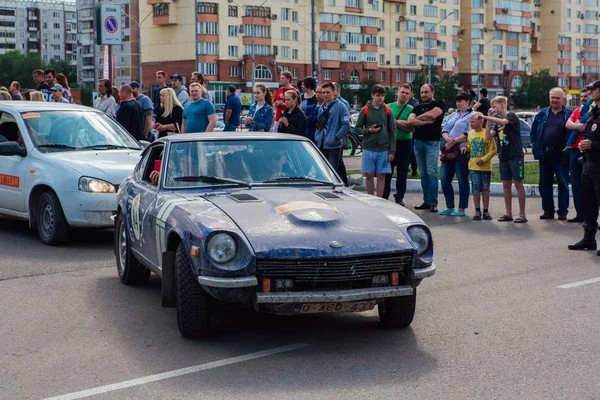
[139,140,151,149]
[0,142,26,157]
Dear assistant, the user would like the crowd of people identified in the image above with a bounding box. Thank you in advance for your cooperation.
[3,67,600,254]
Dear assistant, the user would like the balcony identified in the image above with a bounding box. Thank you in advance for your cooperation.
[153,3,177,25]
[27,26,38,32]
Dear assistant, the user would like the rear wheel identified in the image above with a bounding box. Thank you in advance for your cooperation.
[176,243,212,337]
[378,290,416,328]
[347,136,358,156]
[115,213,150,285]
[36,191,69,245]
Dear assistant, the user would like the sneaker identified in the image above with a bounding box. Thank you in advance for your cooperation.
[568,216,584,223]
[395,200,405,207]
[540,212,555,220]
[568,239,597,251]
[558,215,567,221]
[482,211,493,220]
[472,211,482,221]
[439,209,454,215]
[414,203,430,210]
[451,210,466,217]
[429,205,438,212]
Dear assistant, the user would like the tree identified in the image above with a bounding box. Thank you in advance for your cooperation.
[339,79,356,108]
[356,77,379,106]
[512,69,557,110]
[0,51,78,89]
[435,72,459,109]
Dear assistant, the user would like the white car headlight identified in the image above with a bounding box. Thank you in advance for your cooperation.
[407,226,430,256]
[78,177,116,193]
[207,233,237,264]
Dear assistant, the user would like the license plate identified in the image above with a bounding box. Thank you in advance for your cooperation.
[297,300,376,314]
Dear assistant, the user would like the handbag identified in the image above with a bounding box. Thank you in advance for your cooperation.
[440,144,460,162]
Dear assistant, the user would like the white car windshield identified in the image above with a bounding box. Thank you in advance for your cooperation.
[163,140,340,189]
[21,111,141,152]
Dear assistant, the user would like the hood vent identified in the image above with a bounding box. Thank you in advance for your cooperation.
[228,193,261,202]
[314,191,342,200]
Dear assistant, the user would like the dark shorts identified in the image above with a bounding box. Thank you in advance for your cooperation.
[499,156,525,181]
[470,170,491,193]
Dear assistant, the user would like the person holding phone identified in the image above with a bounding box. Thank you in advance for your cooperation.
[354,84,396,197]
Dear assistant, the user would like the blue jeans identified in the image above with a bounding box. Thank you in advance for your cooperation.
[539,148,569,216]
[569,148,583,218]
[224,123,237,132]
[440,152,470,209]
[414,140,439,207]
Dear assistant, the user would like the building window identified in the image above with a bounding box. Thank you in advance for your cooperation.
[558,78,569,87]
[379,37,384,47]
[228,46,238,57]
[350,69,360,82]
[281,46,290,58]
[395,38,400,48]
[493,76,500,86]
[406,71,415,82]
[293,68,299,78]
[292,30,298,41]
[409,5,416,15]
[379,54,385,64]
[228,6,237,17]
[292,11,298,22]
[245,6,271,18]
[396,72,400,82]
[329,0,336,5]
[395,55,400,65]
[345,0,360,7]
[406,54,416,65]
[254,64,273,80]
[380,71,385,81]
[406,21,416,32]
[197,2,218,14]
[292,49,298,59]
[229,66,239,77]
[197,22,218,35]
[281,27,289,40]
[154,4,169,16]
[198,42,218,54]
[228,25,238,36]
[511,76,523,88]
[324,70,332,80]
[424,5,437,17]
[340,70,345,80]
[281,8,289,20]
[198,63,217,76]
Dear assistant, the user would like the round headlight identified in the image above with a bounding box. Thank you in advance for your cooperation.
[207,233,237,264]
[407,226,430,256]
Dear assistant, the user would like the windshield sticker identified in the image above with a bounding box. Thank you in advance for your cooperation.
[22,112,41,119]
[0,174,19,188]
[131,194,141,240]
[275,201,339,215]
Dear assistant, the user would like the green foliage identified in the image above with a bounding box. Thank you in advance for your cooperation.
[339,80,356,108]
[80,87,93,107]
[0,50,78,90]
[355,78,397,107]
[407,65,458,110]
[512,69,557,110]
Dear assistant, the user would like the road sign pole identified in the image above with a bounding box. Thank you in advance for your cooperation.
[108,45,112,83]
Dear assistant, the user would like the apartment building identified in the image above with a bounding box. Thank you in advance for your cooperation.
[0,0,77,66]
[76,0,139,89]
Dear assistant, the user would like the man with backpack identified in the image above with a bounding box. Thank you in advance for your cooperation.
[355,84,397,197]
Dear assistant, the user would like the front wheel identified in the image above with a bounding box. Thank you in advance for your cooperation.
[176,243,212,337]
[36,191,69,245]
[115,213,150,285]
[378,290,416,328]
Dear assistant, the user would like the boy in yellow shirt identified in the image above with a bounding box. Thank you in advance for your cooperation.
[462,112,497,220]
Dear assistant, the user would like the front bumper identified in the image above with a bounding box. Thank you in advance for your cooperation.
[58,190,117,228]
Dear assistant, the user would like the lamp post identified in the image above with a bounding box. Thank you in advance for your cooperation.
[476,33,497,93]
[122,4,158,90]
[427,10,453,84]
[298,21,340,82]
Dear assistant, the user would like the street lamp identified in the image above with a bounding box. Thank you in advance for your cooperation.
[476,33,497,93]
[298,21,340,82]
[427,10,454,84]
[228,0,269,91]
[122,4,158,90]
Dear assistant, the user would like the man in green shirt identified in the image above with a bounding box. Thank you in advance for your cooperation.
[383,84,415,205]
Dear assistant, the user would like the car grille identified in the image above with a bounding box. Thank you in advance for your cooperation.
[256,252,414,291]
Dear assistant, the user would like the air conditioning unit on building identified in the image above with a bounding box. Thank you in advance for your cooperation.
[340,43,347,48]
[419,21,425,27]
[277,66,283,73]
[386,61,390,65]
[502,8,508,13]
[271,14,277,20]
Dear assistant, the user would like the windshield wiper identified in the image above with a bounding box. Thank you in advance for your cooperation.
[262,176,336,187]
[173,175,252,188]
[37,144,77,149]
[80,144,133,150]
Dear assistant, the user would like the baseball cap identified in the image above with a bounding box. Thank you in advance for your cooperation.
[51,84,64,92]
[130,81,140,88]
[585,80,600,91]
[170,74,183,81]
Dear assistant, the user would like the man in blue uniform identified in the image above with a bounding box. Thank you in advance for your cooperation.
[569,80,600,254]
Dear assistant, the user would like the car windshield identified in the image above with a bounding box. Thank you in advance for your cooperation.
[21,110,141,152]
[163,139,340,189]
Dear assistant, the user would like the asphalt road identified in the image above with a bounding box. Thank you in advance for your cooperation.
[1,193,599,400]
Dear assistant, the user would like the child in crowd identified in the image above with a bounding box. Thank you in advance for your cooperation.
[463,112,497,220]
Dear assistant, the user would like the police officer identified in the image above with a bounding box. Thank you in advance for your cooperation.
[569,80,600,254]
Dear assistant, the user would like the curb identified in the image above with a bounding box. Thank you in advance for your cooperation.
[350,175,568,197]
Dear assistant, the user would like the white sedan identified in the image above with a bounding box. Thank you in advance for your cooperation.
[0,102,142,245]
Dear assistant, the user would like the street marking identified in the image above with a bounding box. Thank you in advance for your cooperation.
[43,343,310,400]
[557,277,600,289]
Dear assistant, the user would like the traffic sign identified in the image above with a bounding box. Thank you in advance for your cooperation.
[96,4,122,45]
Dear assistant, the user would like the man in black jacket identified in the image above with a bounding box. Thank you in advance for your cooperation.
[117,85,145,141]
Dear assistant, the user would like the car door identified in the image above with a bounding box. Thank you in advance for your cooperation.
[128,143,163,268]
[0,111,30,214]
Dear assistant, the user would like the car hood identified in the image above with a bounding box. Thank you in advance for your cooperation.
[177,188,419,258]
[45,150,141,184]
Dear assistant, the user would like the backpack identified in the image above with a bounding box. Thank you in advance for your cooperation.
[363,104,391,117]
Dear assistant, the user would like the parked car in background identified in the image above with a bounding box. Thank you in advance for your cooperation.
[116,132,436,337]
[0,102,143,245]
[516,111,537,125]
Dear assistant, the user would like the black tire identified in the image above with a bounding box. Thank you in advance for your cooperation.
[176,243,212,337]
[348,136,358,156]
[115,213,150,285]
[378,290,416,328]
[36,191,70,245]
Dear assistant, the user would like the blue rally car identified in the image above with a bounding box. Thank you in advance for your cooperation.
[115,132,436,337]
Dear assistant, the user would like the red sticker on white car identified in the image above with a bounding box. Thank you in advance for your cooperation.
[0,174,19,188]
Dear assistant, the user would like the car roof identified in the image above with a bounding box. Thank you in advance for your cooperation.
[157,132,312,142]
[0,101,97,114]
